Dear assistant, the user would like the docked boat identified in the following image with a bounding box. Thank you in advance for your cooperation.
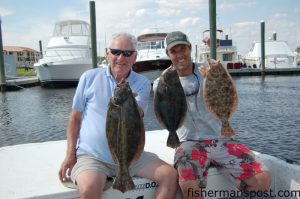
[244,37,297,69]
[198,29,242,70]
[34,20,93,88]
[1,129,299,199]
[132,33,171,83]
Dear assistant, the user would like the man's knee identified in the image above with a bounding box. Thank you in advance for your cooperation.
[245,171,272,191]
[78,182,100,198]
[179,181,205,199]
[75,171,107,198]
[158,165,178,185]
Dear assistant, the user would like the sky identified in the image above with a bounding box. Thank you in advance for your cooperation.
[0,0,299,57]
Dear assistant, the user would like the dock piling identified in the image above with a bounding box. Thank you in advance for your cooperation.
[89,1,98,68]
[0,16,7,92]
[260,21,265,75]
[209,0,217,60]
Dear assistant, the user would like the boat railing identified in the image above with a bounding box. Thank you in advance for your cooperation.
[44,49,91,62]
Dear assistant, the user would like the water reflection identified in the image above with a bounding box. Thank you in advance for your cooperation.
[0,94,12,126]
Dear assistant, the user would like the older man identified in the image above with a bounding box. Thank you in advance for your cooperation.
[59,32,178,199]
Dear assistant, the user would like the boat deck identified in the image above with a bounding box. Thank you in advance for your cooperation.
[1,130,299,199]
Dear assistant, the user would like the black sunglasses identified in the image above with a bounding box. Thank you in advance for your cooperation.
[109,48,136,57]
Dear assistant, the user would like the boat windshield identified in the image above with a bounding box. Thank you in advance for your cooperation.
[53,21,90,37]
[138,41,165,50]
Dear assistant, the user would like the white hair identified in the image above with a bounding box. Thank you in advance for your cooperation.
[108,32,137,50]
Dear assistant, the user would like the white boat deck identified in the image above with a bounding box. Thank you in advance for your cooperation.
[1,130,300,199]
[0,130,176,198]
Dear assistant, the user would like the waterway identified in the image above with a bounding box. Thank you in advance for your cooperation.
[0,75,300,163]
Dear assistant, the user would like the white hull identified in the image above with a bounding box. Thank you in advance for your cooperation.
[34,20,93,87]
[1,130,299,199]
[35,62,92,87]
[244,57,297,69]
[138,69,164,84]
[244,40,297,69]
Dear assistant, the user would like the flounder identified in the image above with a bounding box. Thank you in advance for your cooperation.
[154,68,187,148]
[106,81,145,193]
[203,61,239,137]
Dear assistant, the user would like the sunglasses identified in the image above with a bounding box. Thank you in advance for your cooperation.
[109,48,136,57]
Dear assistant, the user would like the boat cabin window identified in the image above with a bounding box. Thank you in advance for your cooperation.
[223,53,233,61]
[138,41,164,50]
[53,22,90,37]
[151,41,162,49]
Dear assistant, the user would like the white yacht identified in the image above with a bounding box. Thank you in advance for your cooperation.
[244,39,297,69]
[132,33,171,83]
[34,20,93,87]
[198,29,242,69]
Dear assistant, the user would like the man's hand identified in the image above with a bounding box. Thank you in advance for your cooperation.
[199,59,221,76]
[132,92,144,117]
[58,154,76,182]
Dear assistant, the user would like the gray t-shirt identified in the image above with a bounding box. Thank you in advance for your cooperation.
[153,63,221,141]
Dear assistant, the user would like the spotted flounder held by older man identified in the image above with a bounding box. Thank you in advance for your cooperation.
[154,68,187,148]
[106,81,145,193]
[203,61,239,137]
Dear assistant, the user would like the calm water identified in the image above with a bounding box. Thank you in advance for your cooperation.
[0,76,300,163]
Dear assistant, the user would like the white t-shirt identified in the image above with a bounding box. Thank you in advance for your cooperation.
[153,63,221,141]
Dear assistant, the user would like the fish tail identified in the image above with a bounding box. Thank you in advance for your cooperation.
[221,121,235,138]
[112,173,135,193]
[167,131,180,148]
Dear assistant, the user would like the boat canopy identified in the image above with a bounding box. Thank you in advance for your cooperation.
[53,20,90,37]
[137,33,167,42]
[247,41,294,57]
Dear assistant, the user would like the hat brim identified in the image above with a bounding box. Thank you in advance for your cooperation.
[166,41,191,50]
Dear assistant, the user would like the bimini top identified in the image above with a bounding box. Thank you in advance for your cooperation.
[246,40,294,58]
[52,19,90,37]
[137,33,167,42]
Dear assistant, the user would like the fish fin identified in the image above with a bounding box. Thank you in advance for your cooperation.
[221,121,235,138]
[112,173,135,193]
[167,131,180,148]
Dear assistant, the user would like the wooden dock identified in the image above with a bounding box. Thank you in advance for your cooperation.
[229,67,300,76]
[6,76,39,87]
[2,76,39,91]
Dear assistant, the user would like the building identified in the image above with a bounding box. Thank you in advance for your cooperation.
[3,46,41,68]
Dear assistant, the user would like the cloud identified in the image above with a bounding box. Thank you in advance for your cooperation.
[0,7,13,16]
[135,9,147,17]
[155,0,206,17]
[273,12,287,19]
[156,8,181,17]
[218,0,257,12]
[58,7,87,20]
[179,17,200,26]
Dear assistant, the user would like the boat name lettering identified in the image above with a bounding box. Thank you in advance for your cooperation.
[125,196,144,199]
[135,181,158,190]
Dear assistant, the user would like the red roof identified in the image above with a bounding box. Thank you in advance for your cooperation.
[3,46,38,52]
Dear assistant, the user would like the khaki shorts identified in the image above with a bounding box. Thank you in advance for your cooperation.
[71,151,159,183]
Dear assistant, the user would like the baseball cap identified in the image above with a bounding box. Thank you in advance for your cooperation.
[165,31,191,50]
